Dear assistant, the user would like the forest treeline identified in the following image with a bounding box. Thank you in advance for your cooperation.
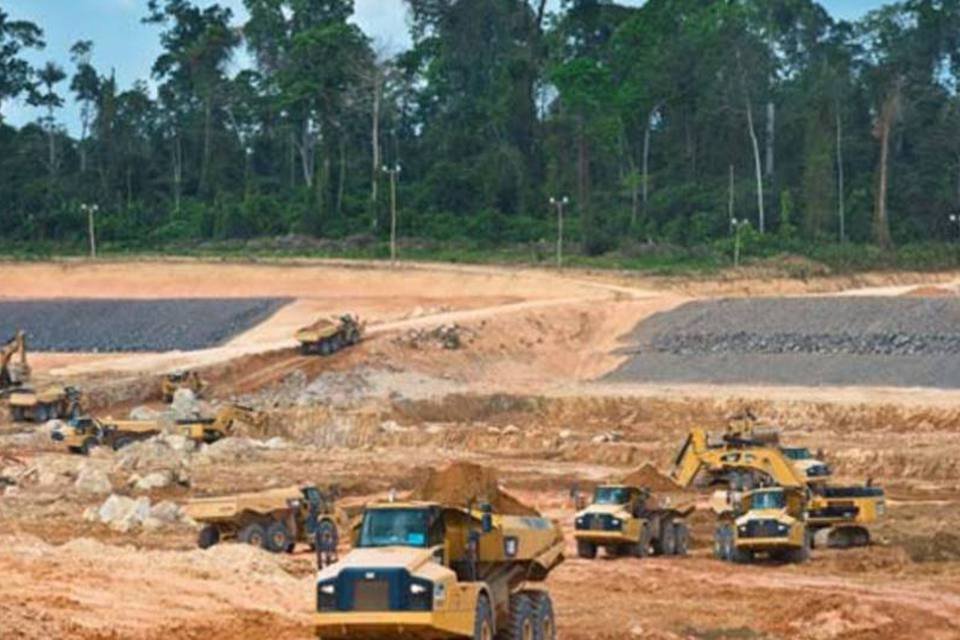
[2,0,960,261]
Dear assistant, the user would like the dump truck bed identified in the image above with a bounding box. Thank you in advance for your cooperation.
[184,486,302,522]
[295,320,339,343]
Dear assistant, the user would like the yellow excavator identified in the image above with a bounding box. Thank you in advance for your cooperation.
[672,428,884,549]
[0,330,30,393]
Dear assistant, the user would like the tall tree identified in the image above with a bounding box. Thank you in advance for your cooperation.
[0,9,44,123]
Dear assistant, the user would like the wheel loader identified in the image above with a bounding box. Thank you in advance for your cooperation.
[161,370,206,403]
[315,500,564,639]
[184,484,340,555]
[8,385,81,423]
[573,485,692,559]
[177,404,266,444]
[296,314,364,356]
[53,415,161,454]
[0,330,30,393]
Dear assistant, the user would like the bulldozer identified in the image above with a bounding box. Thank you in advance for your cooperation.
[177,404,266,444]
[315,500,564,639]
[0,330,30,393]
[296,314,364,356]
[573,485,692,559]
[161,370,206,403]
[8,385,81,423]
[184,484,340,555]
[53,415,161,454]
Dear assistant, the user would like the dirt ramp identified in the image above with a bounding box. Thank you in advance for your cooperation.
[410,462,540,516]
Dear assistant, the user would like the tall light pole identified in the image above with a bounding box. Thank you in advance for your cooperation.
[382,165,401,265]
[949,214,960,241]
[81,203,99,259]
[550,196,569,269]
[731,218,750,267]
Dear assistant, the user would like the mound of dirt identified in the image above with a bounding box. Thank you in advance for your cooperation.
[410,462,539,516]
[620,463,681,492]
[901,531,960,563]
[903,286,955,297]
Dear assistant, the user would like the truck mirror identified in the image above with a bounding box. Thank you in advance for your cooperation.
[481,503,493,533]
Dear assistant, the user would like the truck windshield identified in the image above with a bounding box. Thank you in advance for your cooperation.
[750,491,786,510]
[593,487,629,505]
[358,508,430,548]
[782,448,812,461]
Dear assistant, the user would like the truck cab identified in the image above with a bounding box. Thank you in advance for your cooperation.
[715,486,809,564]
[781,447,831,481]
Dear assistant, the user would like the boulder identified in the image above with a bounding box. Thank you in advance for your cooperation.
[171,389,200,421]
[129,406,162,421]
[74,467,112,494]
[134,470,174,491]
[149,500,182,523]
[502,425,521,436]
[97,494,151,531]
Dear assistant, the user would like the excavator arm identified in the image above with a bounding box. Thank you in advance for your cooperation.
[1,331,28,388]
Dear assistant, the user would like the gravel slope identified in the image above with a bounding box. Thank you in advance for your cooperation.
[606,297,960,388]
[0,298,291,352]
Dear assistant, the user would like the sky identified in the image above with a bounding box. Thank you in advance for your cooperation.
[2,0,887,134]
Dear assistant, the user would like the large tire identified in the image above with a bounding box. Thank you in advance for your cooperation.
[198,525,220,549]
[34,404,49,423]
[473,594,494,640]
[112,437,133,451]
[730,545,753,564]
[787,531,812,564]
[576,539,597,559]
[634,522,653,558]
[674,523,690,556]
[80,437,98,456]
[10,406,24,422]
[320,340,333,356]
[265,521,294,554]
[531,592,556,640]
[497,593,536,640]
[655,521,677,556]
[239,522,268,548]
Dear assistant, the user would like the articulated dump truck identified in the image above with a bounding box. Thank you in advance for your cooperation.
[296,315,364,356]
[315,500,564,639]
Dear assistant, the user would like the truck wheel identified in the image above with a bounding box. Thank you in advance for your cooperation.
[674,523,690,556]
[320,340,332,356]
[788,531,812,564]
[80,437,98,456]
[265,521,294,554]
[34,404,49,423]
[198,525,220,549]
[531,592,555,640]
[112,437,133,451]
[473,594,494,640]
[731,545,753,564]
[655,521,677,556]
[634,522,652,558]
[10,406,24,422]
[239,523,268,548]
[501,593,536,640]
[576,539,597,559]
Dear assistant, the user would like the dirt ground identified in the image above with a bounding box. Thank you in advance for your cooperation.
[2,259,960,640]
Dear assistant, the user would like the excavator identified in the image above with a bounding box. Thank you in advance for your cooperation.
[0,330,30,394]
[177,404,267,444]
[672,428,884,549]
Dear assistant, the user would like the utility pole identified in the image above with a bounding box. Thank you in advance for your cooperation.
[550,196,570,269]
[731,218,750,268]
[81,203,99,259]
[382,165,402,265]
[949,214,960,241]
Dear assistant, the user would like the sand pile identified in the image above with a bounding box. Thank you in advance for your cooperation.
[410,462,539,516]
[620,463,681,492]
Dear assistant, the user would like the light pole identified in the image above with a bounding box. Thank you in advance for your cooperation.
[550,196,569,269]
[949,214,960,241]
[81,203,99,259]
[382,165,402,265]
[731,218,750,268]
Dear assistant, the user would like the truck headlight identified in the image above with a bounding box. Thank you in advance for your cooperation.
[738,526,747,535]
[317,581,337,612]
[777,524,788,533]
[575,517,585,528]
[610,518,621,528]
[410,583,428,595]
[320,584,335,595]
[408,579,433,611]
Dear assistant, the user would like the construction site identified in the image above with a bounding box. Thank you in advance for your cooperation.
[2,259,960,640]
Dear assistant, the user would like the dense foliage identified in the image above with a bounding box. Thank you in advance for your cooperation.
[3,0,960,262]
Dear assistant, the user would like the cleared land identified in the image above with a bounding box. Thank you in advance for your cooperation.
[1,260,959,640]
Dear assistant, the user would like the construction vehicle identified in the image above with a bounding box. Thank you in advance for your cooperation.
[53,416,161,454]
[184,485,339,555]
[781,446,832,482]
[573,485,691,559]
[0,330,30,393]
[161,370,206,403]
[296,314,364,356]
[177,404,266,444]
[8,385,81,422]
[315,500,564,639]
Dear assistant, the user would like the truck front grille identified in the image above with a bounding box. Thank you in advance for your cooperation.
[740,519,788,538]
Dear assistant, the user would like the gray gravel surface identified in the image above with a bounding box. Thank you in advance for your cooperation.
[0,298,291,352]
[606,297,960,388]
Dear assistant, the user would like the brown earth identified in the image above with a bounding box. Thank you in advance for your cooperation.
[2,259,960,639]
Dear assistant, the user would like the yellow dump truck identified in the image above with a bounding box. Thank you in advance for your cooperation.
[177,404,266,444]
[8,385,81,423]
[184,485,339,555]
[53,416,161,454]
[296,315,364,356]
[161,370,206,403]
[315,500,564,639]
[573,485,691,559]
[0,330,29,393]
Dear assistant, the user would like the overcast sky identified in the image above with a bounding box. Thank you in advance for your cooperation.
[2,0,886,133]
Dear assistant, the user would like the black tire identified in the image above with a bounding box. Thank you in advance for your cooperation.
[320,340,333,356]
[731,545,753,564]
[788,531,812,564]
[576,539,597,559]
[674,523,690,556]
[655,521,677,556]
[198,525,220,549]
[531,592,555,640]
[498,593,536,640]
[10,406,24,422]
[239,522,268,548]
[80,437,97,456]
[634,522,653,558]
[473,594,494,640]
[265,521,294,554]
[34,404,49,423]
[112,437,133,451]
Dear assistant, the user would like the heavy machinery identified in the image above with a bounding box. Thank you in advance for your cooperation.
[161,370,206,403]
[8,385,81,422]
[573,485,691,559]
[315,500,564,639]
[184,485,339,555]
[0,330,30,393]
[781,446,832,482]
[177,404,266,444]
[53,416,161,454]
[296,314,364,356]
